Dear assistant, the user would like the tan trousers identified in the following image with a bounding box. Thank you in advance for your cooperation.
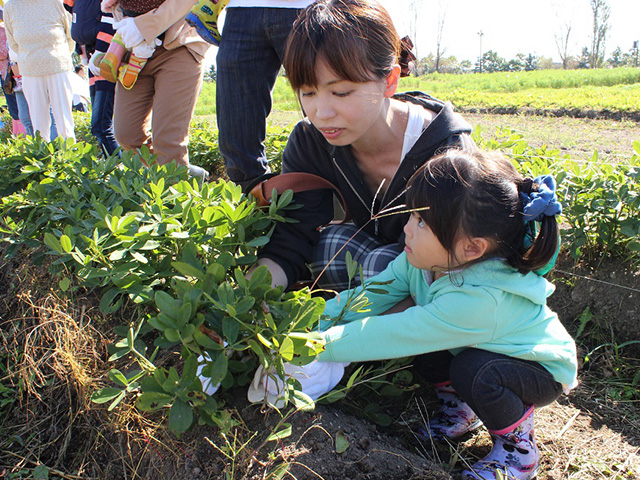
[114,46,203,167]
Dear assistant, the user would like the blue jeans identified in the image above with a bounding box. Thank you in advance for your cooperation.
[413,349,563,430]
[1,71,20,120]
[91,88,119,156]
[216,7,303,185]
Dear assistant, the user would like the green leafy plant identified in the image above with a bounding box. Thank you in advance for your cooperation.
[477,129,640,262]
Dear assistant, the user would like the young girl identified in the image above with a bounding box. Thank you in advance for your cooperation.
[253,0,474,290]
[286,149,578,480]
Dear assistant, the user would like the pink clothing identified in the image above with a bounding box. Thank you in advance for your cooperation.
[0,26,8,79]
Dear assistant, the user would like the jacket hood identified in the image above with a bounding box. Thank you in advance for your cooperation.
[393,91,473,153]
[454,259,555,306]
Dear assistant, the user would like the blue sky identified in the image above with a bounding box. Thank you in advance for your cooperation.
[205,0,640,68]
[380,0,640,63]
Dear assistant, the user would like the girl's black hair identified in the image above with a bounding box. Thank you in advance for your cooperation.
[406,149,559,274]
[283,0,400,91]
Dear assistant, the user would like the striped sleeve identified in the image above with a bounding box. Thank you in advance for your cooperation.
[95,11,116,53]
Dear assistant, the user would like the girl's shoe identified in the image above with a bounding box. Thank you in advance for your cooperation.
[463,406,539,480]
[186,0,230,46]
[418,381,483,440]
[100,33,127,83]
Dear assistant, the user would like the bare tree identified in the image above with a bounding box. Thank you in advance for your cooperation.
[408,0,420,60]
[554,21,573,69]
[552,0,577,69]
[434,1,448,73]
[589,0,610,68]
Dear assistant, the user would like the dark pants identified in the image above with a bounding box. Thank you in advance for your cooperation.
[413,349,563,431]
[216,7,303,185]
[91,88,119,156]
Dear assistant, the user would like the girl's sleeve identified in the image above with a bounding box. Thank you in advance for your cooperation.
[322,253,412,325]
[318,284,498,363]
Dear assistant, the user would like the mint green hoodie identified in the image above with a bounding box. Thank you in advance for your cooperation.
[319,253,578,388]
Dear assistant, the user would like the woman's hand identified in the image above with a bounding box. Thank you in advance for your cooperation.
[88,51,104,77]
[101,0,119,13]
[113,18,145,49]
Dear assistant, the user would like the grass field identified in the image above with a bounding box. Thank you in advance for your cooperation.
[195,67,640,119]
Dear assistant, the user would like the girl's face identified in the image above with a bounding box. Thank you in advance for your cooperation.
[298,59,397,148]
[403,212,460,272]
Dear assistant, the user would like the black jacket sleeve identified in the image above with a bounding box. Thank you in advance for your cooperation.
[258,121,336,286]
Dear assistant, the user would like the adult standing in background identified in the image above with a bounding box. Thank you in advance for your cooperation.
[65,0,120,156]
[216,0,315,189]
[106,0,210,178]
[4,0,76,142]
[0,6,24,135]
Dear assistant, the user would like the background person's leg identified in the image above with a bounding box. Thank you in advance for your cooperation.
[47,72,75,141]
[91,87,119,156]
[22,76,52,142]
[148,47,203,167]
[14,91,34,136]
[216,7,301,186]
[113,66,155,156]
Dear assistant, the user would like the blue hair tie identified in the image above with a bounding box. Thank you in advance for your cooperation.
[520,175,562,223]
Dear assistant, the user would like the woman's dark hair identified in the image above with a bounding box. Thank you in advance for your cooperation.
[406,149,560,274]
[283,0,400,90]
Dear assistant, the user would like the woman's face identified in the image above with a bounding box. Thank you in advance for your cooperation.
[298,59,395,148]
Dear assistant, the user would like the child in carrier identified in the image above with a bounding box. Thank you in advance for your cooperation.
[97,0,164,89]
[250,148,578,480]
[185,0,229,45]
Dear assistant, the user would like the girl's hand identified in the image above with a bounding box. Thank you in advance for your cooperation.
[247,359,348,408]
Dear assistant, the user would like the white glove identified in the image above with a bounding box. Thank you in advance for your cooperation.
[196,353,221,396]
[132,38,162,59]
[113,17,145,49]
[101,0,118,13]
[88,51,104,77]
[247,359,349,408]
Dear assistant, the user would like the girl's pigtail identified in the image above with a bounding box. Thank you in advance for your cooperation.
[518,175,561,274]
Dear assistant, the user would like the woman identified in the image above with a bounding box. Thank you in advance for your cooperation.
[4,0,75,141]
[255,0,475,290]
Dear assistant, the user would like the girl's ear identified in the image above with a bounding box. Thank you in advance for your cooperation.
[461,237,491,262]
[384,65,401,97]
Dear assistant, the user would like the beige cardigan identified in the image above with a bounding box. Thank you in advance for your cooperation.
[4,0,75,77]
[114,0,209,61]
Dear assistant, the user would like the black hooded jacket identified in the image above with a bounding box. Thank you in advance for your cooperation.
[259,91,475,286]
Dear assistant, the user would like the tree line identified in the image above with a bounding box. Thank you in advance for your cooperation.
[407,0,639,74]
